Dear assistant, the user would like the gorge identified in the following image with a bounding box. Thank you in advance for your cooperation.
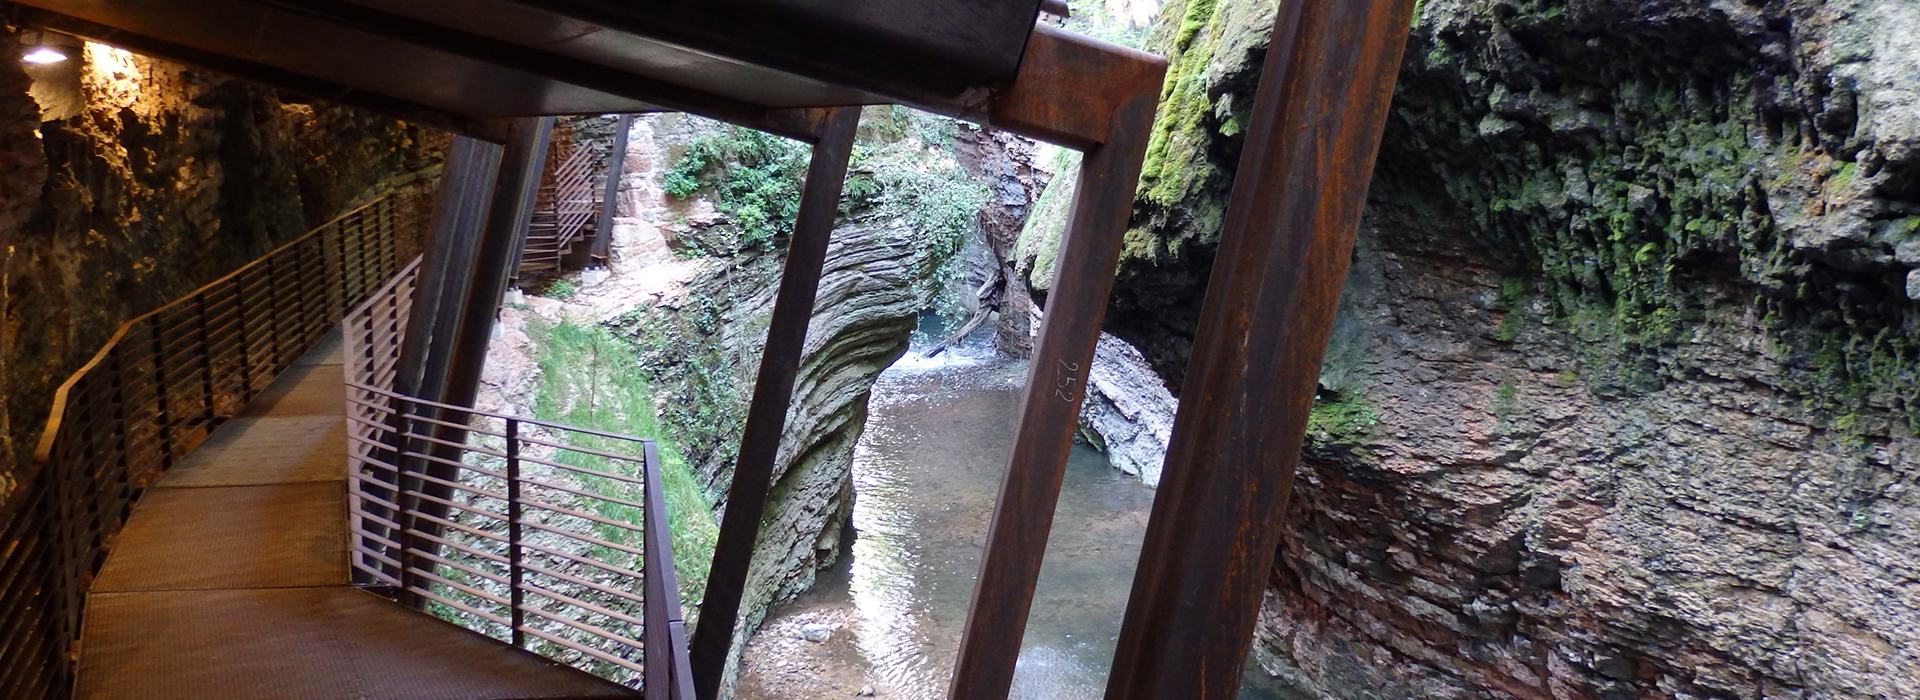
[0,0,1912,698]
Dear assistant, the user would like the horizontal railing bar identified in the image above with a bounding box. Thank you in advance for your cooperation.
[404,547,511,587]
[512,518,646,560]
[347,444,509,483]
[515,626,647,675]
[515,498,646,536]
[402,566,513,607]
[509,453,648,486]
[515,478,649,514]
[518,540,645,579]
[519,582,647,628]
[346,381,663,444]
[518,607,648,650]
[405,586,512,628]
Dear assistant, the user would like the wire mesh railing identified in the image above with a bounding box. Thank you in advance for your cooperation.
[341,254,693,697]
[1,192,425,700]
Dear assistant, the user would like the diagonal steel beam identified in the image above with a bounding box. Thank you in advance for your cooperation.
[945,83,1161,700]
[685,105,862,700]
[1103,1,1417,698]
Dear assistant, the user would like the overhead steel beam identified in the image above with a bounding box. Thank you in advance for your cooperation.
[1103,1,1417,698]
[945,74,1162,700]
[16,6,512,142]
[985,25,1166,150]
[231,0,837,143]
[685,105,862,700]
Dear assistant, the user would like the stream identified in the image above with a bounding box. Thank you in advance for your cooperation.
[737,320,1306,700]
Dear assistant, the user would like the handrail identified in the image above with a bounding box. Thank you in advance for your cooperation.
[0,190,426,700]
[341,267,693,697]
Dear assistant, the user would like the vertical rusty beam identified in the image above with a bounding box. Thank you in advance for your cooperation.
[1103,2,1415,698]
[946,94,1161,699]
[410,117,552,565]
[588,113,636,264]
[441,116,553,411]
[687,106,862,700]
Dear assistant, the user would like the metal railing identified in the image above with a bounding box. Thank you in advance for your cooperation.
[1,192,425,700]
[342,262,693,697]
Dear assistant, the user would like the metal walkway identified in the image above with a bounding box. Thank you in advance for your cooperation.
[73,334,637,700]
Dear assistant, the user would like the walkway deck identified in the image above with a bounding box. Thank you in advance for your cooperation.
[74,334,639,700]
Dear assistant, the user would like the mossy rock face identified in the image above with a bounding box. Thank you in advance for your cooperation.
[1107,0,1920,420]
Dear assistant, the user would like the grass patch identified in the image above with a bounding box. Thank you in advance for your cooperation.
[526,317,721,614]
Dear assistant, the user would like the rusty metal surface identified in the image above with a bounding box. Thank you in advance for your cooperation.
[684,106,862,700]
[946,86,1161,700]
[89,482,348,592]
[1103,1,1418,698]
[497,0,1041,107]
[77,587,637,700]
[985,25,1166,149]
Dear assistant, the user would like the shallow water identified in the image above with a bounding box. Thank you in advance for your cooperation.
[738,318,1308,700]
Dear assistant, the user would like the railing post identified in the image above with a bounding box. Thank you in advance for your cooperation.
[194,293,215,423]
[506,417,525,648]
[148,321,175,470]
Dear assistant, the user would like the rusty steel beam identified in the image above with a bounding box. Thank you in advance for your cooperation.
[1102,2,1416,698]
[587,113,636,264]
[985,24,1165,150]
[400,117,551,603]
[231,0,837,143]
[686,105,862,700]
[16,6,512,142]
[946,78,1163,700]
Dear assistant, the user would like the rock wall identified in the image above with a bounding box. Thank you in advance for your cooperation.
[0,40,438,501]
[1093,0,1920,697]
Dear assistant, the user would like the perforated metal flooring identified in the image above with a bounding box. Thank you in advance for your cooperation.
[75,334,638,700]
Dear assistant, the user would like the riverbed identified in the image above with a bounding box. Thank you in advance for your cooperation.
[736,329,1306,699]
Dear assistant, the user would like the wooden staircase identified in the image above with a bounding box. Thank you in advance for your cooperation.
[519,145,605,275]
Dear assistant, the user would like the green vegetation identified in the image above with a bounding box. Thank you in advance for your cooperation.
[661,127,810,253]
[539,278,578,300]
[1306,393,1379,446]
[526,317,721,611]
[664,106,986,321]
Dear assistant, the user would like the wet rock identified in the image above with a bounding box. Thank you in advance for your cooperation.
[1077,333,1177,487]
[800,624,831,643]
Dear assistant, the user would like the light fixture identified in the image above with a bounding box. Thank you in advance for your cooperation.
[21,31,67,64]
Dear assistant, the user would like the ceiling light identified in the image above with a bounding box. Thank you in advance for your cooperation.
[23,45,66,64]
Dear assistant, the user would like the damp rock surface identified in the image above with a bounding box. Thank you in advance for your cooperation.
[1080,0,1920,697]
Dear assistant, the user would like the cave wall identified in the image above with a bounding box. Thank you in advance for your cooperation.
[1104,0,1920,697]
[0,40,440,502]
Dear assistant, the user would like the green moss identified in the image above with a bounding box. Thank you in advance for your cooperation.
[1307,394,1380,445]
